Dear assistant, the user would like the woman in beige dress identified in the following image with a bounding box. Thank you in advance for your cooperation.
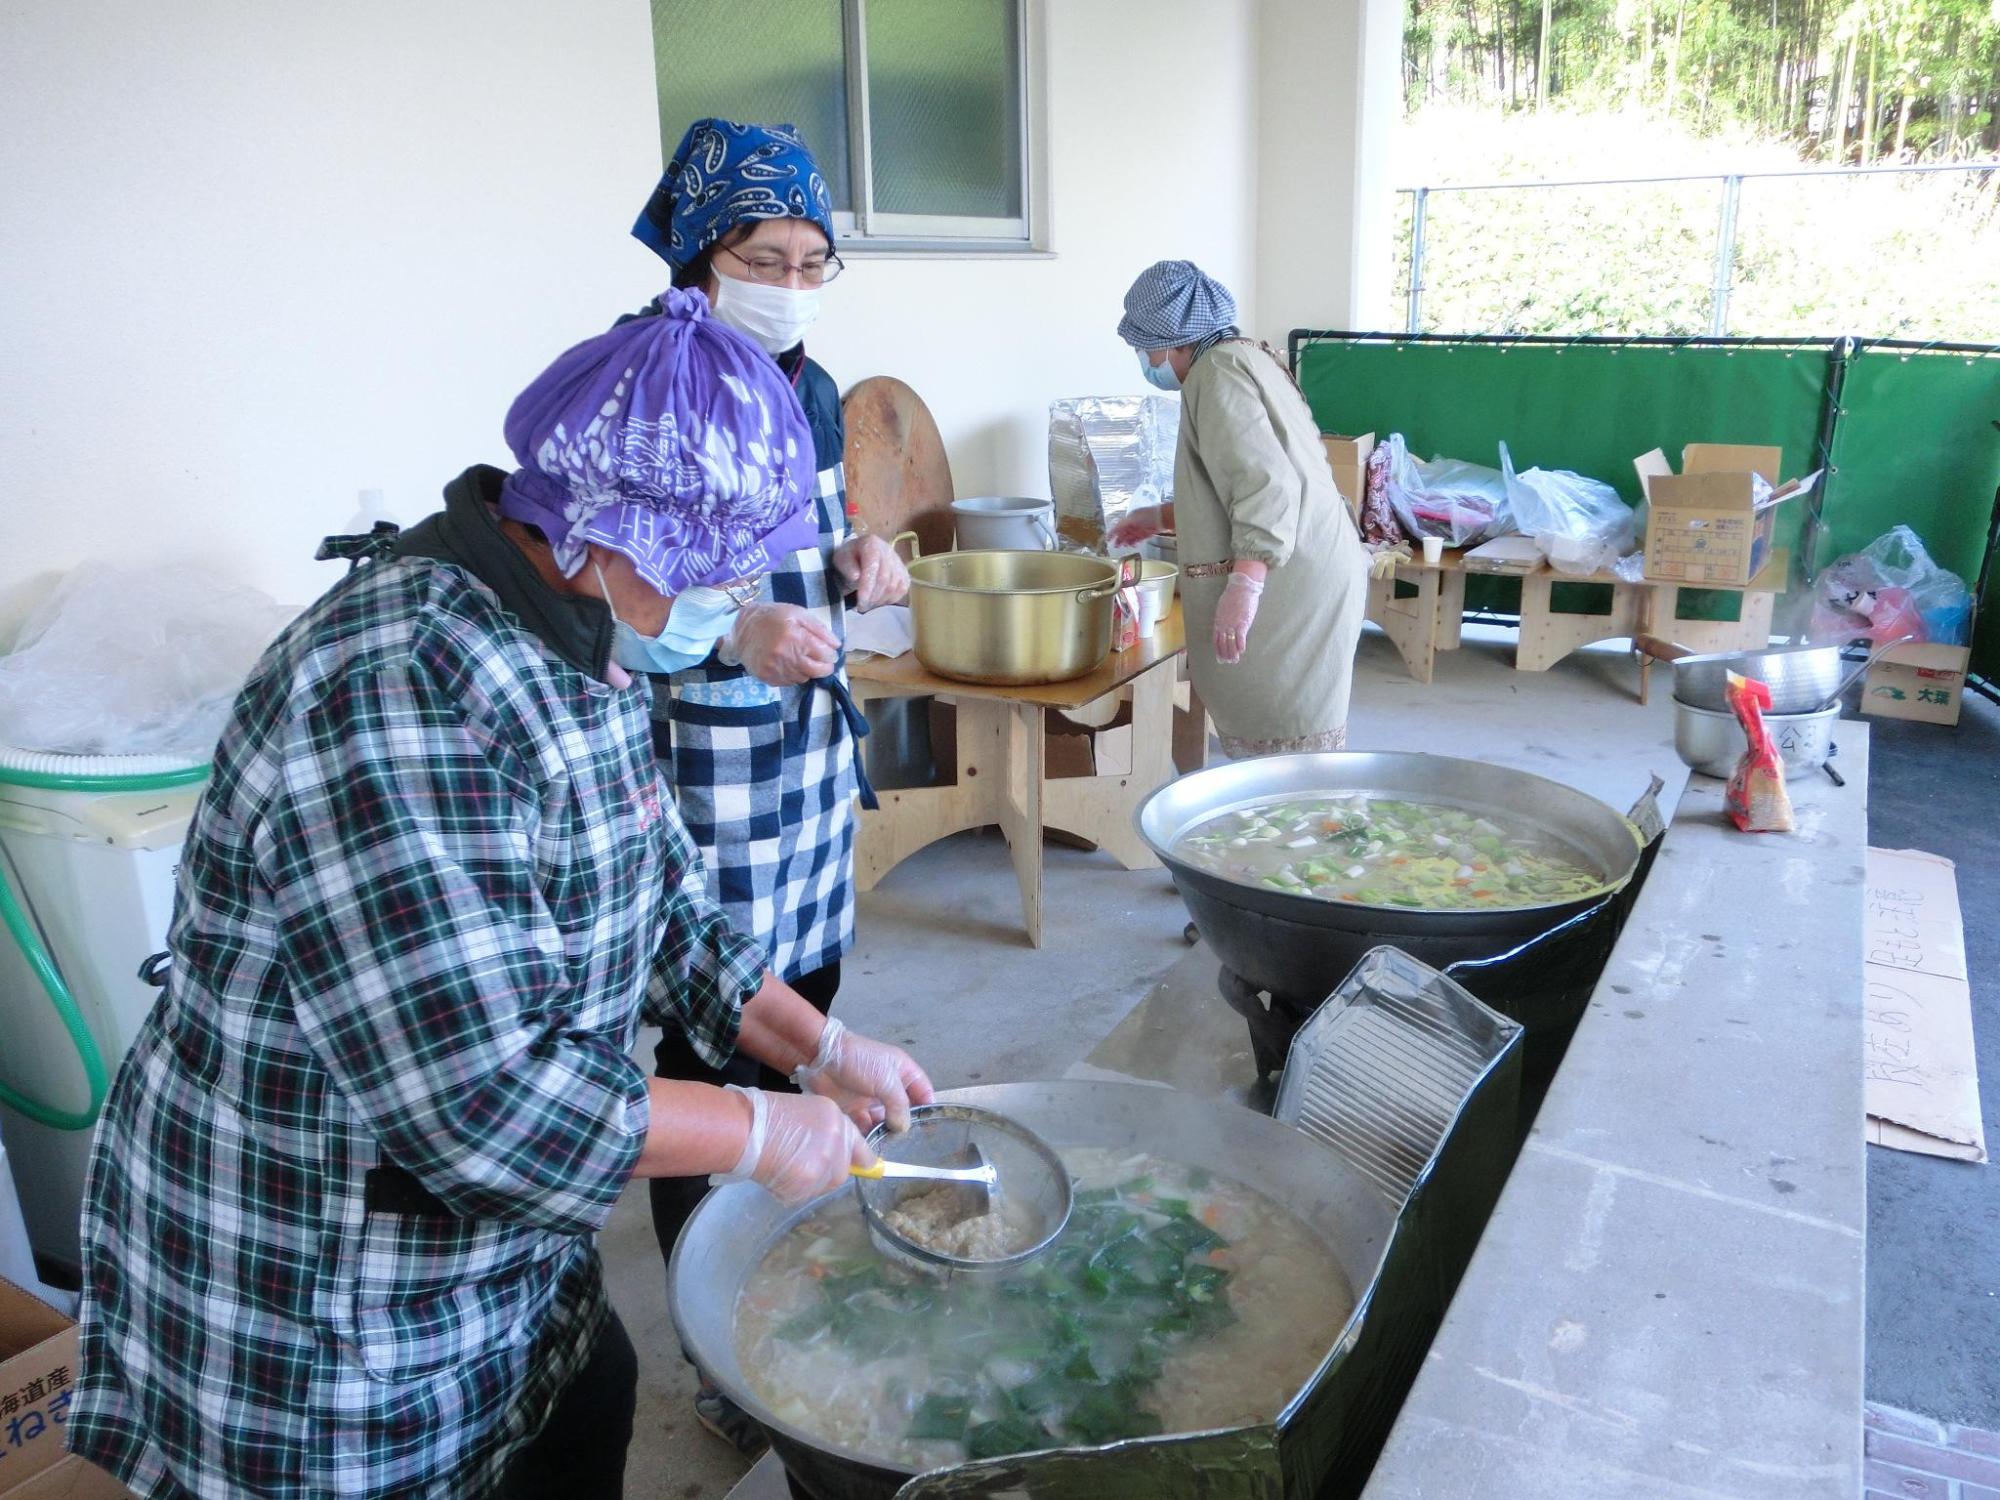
[1110,260,1369,758]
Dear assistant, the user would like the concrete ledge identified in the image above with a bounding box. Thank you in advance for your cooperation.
[1364,732,1870,1500]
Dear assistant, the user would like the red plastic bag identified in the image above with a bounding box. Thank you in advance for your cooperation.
[1723,672,1794,833]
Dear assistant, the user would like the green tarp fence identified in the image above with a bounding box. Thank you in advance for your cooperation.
[1292,334,2000,684]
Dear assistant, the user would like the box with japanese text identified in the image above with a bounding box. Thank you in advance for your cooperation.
[1633,443,1812,586]
[0,1278,77,1496]
[1320,433,1375,519]
[1863,642,1970,726]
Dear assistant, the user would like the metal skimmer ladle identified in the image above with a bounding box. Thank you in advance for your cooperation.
[851,1104,1072,1276]
[851,1144,997,1215]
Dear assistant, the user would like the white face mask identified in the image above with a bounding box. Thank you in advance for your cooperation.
[710,274,821,355]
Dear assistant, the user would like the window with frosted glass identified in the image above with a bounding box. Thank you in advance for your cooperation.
[650,0,853,211]
[648,0,1032,245]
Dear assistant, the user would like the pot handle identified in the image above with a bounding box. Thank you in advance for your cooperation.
[1077,580,1122,602]
[1441,895,1618,981]
[1633,635,1694,663]
[887,529,921,561]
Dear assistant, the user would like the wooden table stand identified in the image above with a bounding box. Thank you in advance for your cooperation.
[850,605,1188,947]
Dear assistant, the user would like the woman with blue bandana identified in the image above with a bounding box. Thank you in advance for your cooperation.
[1111,260,1369,757]
[64,296,933,1500]
[630,117,909,1452]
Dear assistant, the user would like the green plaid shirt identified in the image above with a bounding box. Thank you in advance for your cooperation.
[69,546,765,1498]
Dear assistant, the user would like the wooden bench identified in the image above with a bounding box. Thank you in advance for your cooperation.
[1364,548,1789,698]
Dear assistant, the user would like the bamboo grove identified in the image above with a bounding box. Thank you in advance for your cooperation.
[1404,0,2000,159]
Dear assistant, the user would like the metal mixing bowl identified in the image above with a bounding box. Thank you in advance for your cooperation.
[1673,700,1839,780]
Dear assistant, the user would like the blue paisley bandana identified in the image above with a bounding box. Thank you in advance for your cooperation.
[634,117,838,271]
[496,288,816,596]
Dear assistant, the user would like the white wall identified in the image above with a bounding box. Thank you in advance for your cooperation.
[0,0,1262,638]
[0,1,669,634]
[814,0,1260,504]
[1256,0,1402,342]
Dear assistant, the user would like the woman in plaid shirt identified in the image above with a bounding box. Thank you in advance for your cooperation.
[65,295,932,1499]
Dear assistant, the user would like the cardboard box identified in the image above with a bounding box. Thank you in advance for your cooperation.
[7,1457,134,1500]
[1321,433,1375,519]
[0,1280,133,1500]
[1863,642,1970,726]
[1633,443,1811,586]
[1,1279,77,1496]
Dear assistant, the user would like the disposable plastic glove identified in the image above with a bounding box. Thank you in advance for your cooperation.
[727,602,840,686]
[1108,505,1169,548]
[832,533,911,612]
[1213,571,1265,665]
[712,1085,873,1205]
[1368,545,1411,581]
[792,1017,935,1134]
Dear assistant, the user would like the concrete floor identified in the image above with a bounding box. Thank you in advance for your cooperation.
[1861,688,2000,1429]
[605,630,1996,1496]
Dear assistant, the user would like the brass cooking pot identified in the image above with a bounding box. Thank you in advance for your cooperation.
[907,550,1121,685]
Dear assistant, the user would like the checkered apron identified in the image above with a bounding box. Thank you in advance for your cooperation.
[655,460,860,982]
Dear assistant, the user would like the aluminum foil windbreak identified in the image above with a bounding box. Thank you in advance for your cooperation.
[1047,395,1181,549]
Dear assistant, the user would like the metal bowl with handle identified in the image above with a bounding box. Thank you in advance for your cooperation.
[669,1080,1397,1500]
[907,550,1122,685]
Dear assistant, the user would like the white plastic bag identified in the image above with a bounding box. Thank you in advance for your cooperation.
[1498,443,1638,577]
[0,563,297,760]
[1380,435,1512,548]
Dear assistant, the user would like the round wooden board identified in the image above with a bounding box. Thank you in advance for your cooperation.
[842,376,956,557]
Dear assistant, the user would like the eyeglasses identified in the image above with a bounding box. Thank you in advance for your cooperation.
[717,243,845,287]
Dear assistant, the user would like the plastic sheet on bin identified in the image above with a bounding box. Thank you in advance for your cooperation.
[0,563,295,760]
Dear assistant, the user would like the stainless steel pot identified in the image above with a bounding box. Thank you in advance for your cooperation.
[1638,635,1912,715]
[1673,700,1839,780]
[907,550,1120,685]
[668,1081,1397,1500]
[950,495,1058,551]
[1135,753,1646,1003]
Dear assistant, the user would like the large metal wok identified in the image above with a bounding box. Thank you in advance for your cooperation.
[1137,753,1646,1004]
[669,1080,1397,1500]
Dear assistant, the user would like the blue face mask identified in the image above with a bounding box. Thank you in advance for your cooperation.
[1138,349,1181,392]
[596,566,744,675]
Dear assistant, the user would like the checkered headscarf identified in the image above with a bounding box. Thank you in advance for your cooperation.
[1117,260,1238,350]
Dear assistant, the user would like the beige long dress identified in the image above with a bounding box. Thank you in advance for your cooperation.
[1173,340,1369,758]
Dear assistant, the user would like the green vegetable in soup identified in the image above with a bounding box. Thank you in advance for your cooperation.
[1175,794,1603,910]
[767,1173,1237,1460]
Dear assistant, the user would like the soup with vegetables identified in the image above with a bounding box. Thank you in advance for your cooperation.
[1173,793,1605,909]
[734,1149,1350,1468]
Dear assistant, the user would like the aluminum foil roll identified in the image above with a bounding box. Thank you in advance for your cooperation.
[1047,394,1181,549]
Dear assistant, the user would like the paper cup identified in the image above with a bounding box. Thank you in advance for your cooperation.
[1135,587,1163,640]
[1421,535,1444,566]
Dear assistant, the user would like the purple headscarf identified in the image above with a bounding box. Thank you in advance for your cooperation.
[497,288,817,595]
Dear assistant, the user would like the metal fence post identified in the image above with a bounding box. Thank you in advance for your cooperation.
[1708,173,1742,337]
[1406,186,1428,336]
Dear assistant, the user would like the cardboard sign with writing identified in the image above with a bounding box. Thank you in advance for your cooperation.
[1862,847,1987,1163]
